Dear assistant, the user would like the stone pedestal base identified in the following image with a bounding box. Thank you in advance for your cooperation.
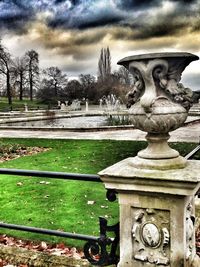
[136,133,187,170]
[131,155,186,170]
[99,159,200,267]
[138,133,179,159]
[117,193,192,267]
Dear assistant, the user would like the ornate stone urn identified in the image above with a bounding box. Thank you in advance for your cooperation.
[99,52,200,267]
[99,53,200,267]
[118,52,199,170]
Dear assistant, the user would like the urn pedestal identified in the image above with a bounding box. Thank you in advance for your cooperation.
[99,52,200,266]
[99,159,200,266]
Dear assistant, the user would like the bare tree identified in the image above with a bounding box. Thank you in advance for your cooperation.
[117,66,132,86]
[98,47,111,81]
[36,79,57,105]
[12,56,27,101]
[0,44,13,105]
[79,74,96,99]
[37,66,68,104]
[43,66,68,98]
[65,79,81,100]
[25,50,39,101]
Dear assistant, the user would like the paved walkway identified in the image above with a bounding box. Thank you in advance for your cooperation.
[0,123,199,143]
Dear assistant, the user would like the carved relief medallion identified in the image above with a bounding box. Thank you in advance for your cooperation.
[132,208,170,266]
[141,223,161,248]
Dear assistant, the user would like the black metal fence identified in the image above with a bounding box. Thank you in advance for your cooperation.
[0,168,119,266]
[2,145,199,266]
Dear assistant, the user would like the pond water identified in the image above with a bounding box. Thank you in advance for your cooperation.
[3,116,108,128]
[2,114,133,128]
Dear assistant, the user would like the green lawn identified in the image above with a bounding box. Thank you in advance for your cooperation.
[0,138,198,248]
[0,98,48,111]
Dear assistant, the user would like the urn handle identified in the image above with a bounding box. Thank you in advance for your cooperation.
[129,59,169,113]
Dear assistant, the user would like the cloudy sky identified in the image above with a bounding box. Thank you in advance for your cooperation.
[0,0,200,89]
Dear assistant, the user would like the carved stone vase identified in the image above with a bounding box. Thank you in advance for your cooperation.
[118,52,199,170]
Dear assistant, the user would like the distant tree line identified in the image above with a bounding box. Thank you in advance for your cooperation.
[0,42,133,106]
[0,42,39,105]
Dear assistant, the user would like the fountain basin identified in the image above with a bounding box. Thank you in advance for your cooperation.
[0,112,133,131]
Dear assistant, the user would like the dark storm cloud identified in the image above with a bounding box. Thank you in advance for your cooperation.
[0,0,34,32]
[192,19,200,32]
[76,14,124,30]
[46,0,200,39]
[133,24,183,40]
[68,0,81,5]
[72,31,107,46]
[54,0,80,6]
[111,18,186,42]
[132,16,188,40]
[0,0,199,40]
[37,27,107,55]
[12,0,29,10]
[116,0,198,10]
[0,13,30,32]
[47,0,125,30]
[172,0,197,3]
[54,0,66,4]
[115,0,161,10]
[111,0,200,41]
[0,0,73,32]
[48,13,124,30]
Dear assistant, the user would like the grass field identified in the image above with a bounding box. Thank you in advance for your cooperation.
[0,138,198,248]
[0,98,48,111]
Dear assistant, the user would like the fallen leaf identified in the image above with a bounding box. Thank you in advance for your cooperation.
[87,200,95,205]
[39,181,50,185]
[56,243,65,249]
[0,259,4,267]
[51,249,63,256]
[37,241,48,251]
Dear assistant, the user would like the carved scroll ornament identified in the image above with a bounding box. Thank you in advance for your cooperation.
[127,58,193,112]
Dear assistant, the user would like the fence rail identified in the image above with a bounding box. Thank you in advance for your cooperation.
[0,222,98,242]
[185,144,200,160]
[0,168,119,266]
[0,168,101,182]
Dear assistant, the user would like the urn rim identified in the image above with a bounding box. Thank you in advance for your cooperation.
[117,52,199,66]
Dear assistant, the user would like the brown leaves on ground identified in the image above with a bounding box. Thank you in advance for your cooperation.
[0,145,49,163]
[1,228,200,266]
[0,234,84,266]
[196,227,200,257]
